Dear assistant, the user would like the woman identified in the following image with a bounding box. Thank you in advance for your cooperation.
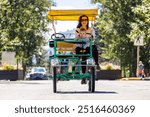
[75,15,100,84]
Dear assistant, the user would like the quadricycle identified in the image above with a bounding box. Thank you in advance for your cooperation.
[48,8,99,93]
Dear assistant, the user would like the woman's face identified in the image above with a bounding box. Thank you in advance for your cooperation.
[81,16,88,27]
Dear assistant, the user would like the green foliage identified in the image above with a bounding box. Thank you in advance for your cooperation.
[128,0,150,69]
[129,0,150,41]
[91,0,150,76]
[91,0,106,5]
[106,64,112,70]
[0,0,51,64]
[2,64,14,70]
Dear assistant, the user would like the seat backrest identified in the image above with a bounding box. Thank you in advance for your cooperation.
[57,42,75,52]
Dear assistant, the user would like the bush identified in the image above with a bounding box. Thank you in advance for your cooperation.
[2,64,15,70]
[106,64,112,70]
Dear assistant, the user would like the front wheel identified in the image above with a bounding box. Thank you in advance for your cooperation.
[88,67,95,92]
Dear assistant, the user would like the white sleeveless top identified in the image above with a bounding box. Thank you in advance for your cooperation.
[75,27,95,38]
[75,27,95,48]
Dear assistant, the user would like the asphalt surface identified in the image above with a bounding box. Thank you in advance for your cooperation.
[0,80,150,100]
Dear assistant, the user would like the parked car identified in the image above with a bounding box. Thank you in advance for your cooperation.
[25,67,47,80]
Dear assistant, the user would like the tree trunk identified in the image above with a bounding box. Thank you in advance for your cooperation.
[22,60,26,78]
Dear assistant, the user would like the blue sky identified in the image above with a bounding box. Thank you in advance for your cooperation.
[56,0,94,8]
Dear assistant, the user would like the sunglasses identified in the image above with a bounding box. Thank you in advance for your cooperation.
[81,19,88,21]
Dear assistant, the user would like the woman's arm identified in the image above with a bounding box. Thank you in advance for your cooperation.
[90,27,95,38]
[85,27,95,38]
[75,28,80,39]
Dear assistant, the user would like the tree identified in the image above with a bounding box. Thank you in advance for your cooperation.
[0,0,51,76]
[91,0,149,76]
[128,0,150,73]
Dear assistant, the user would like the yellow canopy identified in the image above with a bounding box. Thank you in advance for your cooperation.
[48,9,98,21]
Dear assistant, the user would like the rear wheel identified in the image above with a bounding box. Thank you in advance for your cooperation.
[53,67,57,93]
[88,67,95,92]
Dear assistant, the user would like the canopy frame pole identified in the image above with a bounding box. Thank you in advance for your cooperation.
[52,20,56,34]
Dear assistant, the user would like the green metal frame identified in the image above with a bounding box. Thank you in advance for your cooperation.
[50,38,96,80]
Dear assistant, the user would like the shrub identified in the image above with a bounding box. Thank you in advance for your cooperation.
[2,64,15,70]
[106,64,112,70]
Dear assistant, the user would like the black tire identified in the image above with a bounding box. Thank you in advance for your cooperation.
[88,67,95,92]
[88,80,91,91]
[53,67,57,93]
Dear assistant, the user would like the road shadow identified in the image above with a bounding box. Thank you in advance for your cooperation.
[56,91,117,94]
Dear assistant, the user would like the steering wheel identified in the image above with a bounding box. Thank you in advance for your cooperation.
[51,33,65,39]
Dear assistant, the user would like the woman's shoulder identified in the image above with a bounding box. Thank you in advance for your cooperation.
[87,27,94,33]
[76,27,94,32]
[88,27,94,31]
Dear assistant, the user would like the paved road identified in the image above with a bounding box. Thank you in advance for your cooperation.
[0,80,150,100]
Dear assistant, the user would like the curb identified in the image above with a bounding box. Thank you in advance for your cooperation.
[120,77,150,81]
[120,77,142,80]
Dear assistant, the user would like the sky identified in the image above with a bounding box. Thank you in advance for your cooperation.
[55,0,94,9]
[50,0,96,33]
